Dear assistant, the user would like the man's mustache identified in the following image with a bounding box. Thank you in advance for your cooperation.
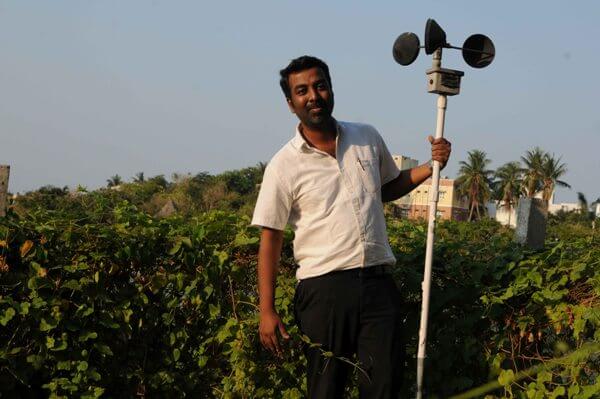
[307,101,327,111]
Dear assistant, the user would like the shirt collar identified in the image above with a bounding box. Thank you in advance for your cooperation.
[291,120,342,153]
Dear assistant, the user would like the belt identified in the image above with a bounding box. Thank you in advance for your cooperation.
[320,264,393,278]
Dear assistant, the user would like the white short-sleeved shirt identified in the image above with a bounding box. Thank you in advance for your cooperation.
[251,120,401,280]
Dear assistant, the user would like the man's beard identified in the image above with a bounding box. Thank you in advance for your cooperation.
[304,101,333,128]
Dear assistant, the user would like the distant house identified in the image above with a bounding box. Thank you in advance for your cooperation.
[593,203,600,218]
[391,155,469,221]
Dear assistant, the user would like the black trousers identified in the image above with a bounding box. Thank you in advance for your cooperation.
[293,267,405,399]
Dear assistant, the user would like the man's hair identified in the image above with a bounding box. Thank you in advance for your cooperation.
[279,55,332,99]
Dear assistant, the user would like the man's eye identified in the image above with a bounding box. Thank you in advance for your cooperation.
[296,89,306,95]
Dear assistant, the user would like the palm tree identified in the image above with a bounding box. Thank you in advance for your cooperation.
[106,175,123,188]
[493,161,523,226]
[576,192,596,222]
[133,172,145,183]
[257,161,267,174]
[540,154,570,206]
[521,147,547,198]
[456,150,494,221]
[577,192,589,215]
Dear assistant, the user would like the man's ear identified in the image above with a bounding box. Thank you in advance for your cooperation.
[286,98,296,114]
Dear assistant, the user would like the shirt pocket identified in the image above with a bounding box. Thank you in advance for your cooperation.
[356,158,381,194]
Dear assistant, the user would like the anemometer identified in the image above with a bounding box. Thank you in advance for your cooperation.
[392,19,495,398]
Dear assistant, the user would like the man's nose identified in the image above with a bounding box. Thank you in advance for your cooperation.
[308,87,320,102]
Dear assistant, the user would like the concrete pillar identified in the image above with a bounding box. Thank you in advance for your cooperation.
[514,197,547,249]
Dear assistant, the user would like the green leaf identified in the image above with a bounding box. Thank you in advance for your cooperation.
[0,307,16,326]
[498,369,515,386]
[40,317,57,332]
[78,331,98,342]
[209,303,220,318]
[93,344,114,356]
[77,361,89,371]
[173,348,181,361]
[19,302,31,315]
[233,234,259,247]
[51,338,68,352]
[573,317,586,338]
[549,386,565,399]
[88,371,102,381]
[123,309,133,323]
[536,370,551,384]
[198,356,208,368]
[9,347,22,355]
[62,279,81,291]
[26,354,44,369]
[169,241,182,255]
[568,384,580,397]
[214,250,228,266]
[57,360,72,370]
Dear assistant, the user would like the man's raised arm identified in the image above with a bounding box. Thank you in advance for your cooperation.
[381,163,434,202]
[381,135,451,202]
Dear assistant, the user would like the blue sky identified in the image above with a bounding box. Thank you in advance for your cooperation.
[1,1,598,203]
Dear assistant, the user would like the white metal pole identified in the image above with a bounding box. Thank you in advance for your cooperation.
[416,93,447,399]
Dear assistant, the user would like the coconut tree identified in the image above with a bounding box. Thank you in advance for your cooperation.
[106,175,123,188]
[493,161,523,226]
[577,192,588,211]
[133,172,145,183]
[521,147,546,198]
[540,154,570,206]
[456,150,494,221]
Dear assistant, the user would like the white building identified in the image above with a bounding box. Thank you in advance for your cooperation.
[593,203,600,218]
[392,155,418,172]
[494,191,584,227]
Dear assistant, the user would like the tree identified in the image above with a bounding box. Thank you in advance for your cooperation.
[493,161,523,226]
[540,154,570,205]
[192,172,213,186]
[521,147,546,198]
[219,164,266,196]
[147,175,169,189]
[107,175,123,188]
[577,192,588,214]
[133,172,145,183]
[171,172,193,184]
[256,161,267,175]
[456,150,494,221]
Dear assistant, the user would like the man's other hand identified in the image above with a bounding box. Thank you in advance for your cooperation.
[428,135,451,169]
[259,309,290,356]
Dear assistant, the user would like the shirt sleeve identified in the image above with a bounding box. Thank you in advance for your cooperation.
[375,129,401,185]
[251,162,292,231]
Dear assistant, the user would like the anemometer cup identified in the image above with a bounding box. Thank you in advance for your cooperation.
[462,34,495,68]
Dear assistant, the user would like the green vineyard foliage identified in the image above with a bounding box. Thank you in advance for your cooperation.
[0,195,599,398]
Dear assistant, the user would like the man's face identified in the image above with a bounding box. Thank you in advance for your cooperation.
[286,67,334,129]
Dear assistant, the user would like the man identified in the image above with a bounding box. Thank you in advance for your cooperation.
[252,56,451,398]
